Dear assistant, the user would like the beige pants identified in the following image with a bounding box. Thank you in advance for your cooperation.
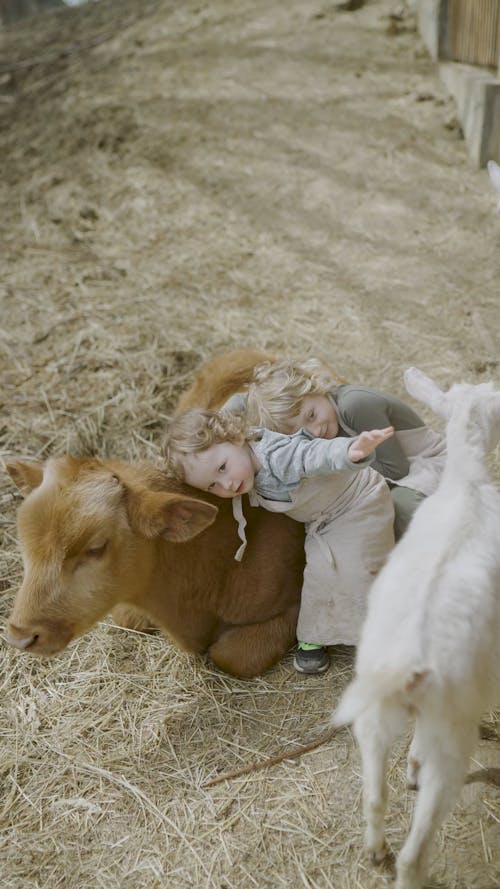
[254,468,395,646]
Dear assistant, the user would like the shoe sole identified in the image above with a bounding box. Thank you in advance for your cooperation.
[293,659,330,674]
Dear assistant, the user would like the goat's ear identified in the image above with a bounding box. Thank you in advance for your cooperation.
[404,367,446,415]
[3,459,44,497]
[127,489,218,542]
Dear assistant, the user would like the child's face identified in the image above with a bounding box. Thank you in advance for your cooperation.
[182,440,257,498]
[285,394,339,439]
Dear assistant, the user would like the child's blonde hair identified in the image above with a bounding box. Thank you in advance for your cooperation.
[246,358,341,431]
[163,408,250,480]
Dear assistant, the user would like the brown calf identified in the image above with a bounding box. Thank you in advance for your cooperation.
[5,455,304,677]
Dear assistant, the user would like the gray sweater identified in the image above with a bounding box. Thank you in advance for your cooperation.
[250,427,373,501]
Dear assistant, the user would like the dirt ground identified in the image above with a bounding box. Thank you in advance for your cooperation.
[0,1,499,887]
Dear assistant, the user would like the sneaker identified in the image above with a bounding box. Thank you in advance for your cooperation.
[293,645,329,674]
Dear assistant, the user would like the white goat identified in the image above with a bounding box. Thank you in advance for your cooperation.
[332,367,500,889]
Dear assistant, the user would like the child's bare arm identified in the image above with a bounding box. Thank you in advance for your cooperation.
[348,427,394,463]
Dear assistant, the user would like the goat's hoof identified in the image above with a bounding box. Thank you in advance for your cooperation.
[369,842,389,864]
[368,843,395,874]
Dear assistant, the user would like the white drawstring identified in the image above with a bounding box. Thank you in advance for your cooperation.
[232,494,248,561]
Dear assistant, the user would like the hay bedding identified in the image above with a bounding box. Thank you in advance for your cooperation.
[0,0,498,885]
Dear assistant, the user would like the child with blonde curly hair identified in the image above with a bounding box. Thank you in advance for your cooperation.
[223,358,446,671]
[163,405,396,674]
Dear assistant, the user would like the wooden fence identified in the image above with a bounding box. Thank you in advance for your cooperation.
[447,0,500,68]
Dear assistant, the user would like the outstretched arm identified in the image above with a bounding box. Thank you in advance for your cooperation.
[260,426,390,488]
[348,427,394,463]
[338,386,429,478]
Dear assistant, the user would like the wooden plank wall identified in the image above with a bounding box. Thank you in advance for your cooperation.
[447,0,500,67]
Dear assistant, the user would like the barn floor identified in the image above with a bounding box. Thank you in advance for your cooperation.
[0,1,499,887]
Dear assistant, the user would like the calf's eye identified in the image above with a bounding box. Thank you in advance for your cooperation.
[85,541,108,558]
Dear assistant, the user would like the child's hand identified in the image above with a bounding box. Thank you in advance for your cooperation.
[348,426,394,463]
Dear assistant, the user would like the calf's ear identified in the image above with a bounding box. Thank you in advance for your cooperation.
[127,490,218,542]
[160,496,219,541]
[3,459,44,496]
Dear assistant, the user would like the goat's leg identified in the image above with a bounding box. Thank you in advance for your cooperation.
[406,721,423,790]
[354,701,405,862]
[208,603,299,678]
[396,720,476,889]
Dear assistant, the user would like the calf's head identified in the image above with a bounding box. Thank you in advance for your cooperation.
[4,456,217,656]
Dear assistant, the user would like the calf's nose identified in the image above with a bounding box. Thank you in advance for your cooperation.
[5,624,37,650]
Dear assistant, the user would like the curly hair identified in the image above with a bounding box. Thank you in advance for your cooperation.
[246,358,341,431]
[162,408,251,480]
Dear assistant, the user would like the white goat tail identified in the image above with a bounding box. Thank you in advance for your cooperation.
[333,669,431,727]
[332,679,366,727]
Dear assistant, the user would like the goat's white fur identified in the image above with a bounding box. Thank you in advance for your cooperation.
[332,367,500,889]
[487,159,500,213]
